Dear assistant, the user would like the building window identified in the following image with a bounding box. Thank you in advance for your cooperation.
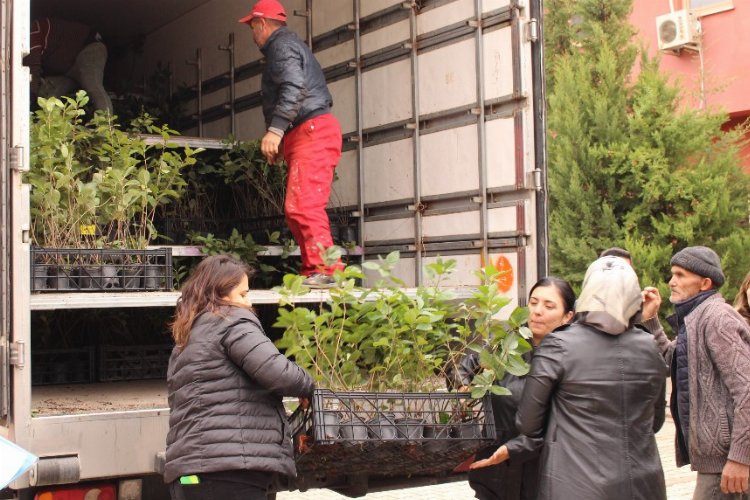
[688,0,733,16]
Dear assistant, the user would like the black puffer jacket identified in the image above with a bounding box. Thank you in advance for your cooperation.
[164,307,314,483]
[260,27,333,132]
[517,323,667,500]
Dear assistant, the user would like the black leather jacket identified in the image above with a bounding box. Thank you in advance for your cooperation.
[260,27,333,133]
[450,349,541,500]
[517,323,667,500]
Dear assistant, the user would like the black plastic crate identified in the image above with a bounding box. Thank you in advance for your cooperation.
[32,347,96,385]
[98,344,172,382]
[31,248,173,292]
[290,389,495,477]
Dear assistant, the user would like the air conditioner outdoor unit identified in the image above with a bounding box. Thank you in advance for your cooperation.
[656,10,698,51]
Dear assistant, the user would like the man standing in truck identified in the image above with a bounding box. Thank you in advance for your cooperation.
[26,17,113,113]
[239,0,343,288]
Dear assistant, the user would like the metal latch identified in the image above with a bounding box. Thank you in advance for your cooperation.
[10,340,25,368]
[527,18,539,43]
[9,146,26,172]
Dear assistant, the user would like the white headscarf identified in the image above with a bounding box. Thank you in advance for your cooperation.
[575,256,642,335]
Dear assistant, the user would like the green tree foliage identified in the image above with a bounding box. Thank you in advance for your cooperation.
[546,0,750,304]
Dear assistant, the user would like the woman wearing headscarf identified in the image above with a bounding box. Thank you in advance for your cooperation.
[516,257,668,500]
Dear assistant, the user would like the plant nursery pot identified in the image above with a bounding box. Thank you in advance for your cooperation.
[77,266,103,290]
[120,265,143,289]
[339,417,369,440]
[32,264,50,291]
[452,420,484,439]
[143,264,162,289]
[340,225,357,244]
[367,413,398,440]
[314,410,341,441]
[49,267,73,290]
[423,423,452,440]
[395,418,425,440]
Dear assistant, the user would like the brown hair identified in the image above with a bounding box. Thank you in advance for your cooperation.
[171,255,254,349]
[735,271,750,325]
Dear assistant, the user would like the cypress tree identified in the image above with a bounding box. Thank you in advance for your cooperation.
[546,0,750,302]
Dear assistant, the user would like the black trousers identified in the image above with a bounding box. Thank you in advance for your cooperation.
[169,470,271,500]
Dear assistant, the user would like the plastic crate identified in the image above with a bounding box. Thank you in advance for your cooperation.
[32,348,96,385]
[290,389,495,477]
[98,344,172,382]
[30,248,173,292]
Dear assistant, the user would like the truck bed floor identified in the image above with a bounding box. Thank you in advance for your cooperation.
[32,380,168,416]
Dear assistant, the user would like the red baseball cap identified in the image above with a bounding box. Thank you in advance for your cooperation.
[238,0,287,24]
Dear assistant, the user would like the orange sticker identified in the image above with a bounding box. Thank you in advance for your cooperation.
[494,255,514,294]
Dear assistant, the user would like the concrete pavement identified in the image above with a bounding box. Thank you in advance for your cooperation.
[279,414,696,499]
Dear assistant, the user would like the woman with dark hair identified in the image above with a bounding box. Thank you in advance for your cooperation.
[735,271,750,325]
[164,255,314,500]
[457,276,576,500]
[517,256,667,500]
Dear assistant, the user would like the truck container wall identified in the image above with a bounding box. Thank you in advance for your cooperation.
[5,0,547,492]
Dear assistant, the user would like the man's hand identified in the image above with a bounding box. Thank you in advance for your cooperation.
[721,460,749,494]
[298,397,310,410]
[641,286,662,321]
[469,445,509,470]
[260,130,282,164]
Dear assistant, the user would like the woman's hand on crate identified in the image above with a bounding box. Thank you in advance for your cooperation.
[469,445,509,469]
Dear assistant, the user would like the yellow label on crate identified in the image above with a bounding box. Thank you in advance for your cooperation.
[80,224,96,236]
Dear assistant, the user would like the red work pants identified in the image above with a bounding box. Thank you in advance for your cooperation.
[282,113,343,276]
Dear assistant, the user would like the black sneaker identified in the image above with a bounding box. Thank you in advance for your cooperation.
[302,273,336,289]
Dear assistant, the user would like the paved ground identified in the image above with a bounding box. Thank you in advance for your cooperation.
[279,412,696,500]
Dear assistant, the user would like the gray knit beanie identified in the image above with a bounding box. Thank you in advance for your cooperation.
[670,246,725,288]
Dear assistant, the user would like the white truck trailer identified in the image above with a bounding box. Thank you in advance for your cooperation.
[0,0,548,497]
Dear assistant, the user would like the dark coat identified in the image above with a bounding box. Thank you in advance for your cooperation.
[260,27,333,133]
[164,307,315,483]
[453,350,542,500]
[517,323,667,500]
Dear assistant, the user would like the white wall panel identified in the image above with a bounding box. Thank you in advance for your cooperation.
[363,139,414,204]
[202,117,231,139]
[316,39,355,68]
[364,257,416,287]
[362,60,413,128]
[361,0,404,18]
[423,254,482,287]
[329,78,357,134]
[486,206,517,233]
[420,125,479,197]
[418,39,477,115]
[236,107,267,142]
[417,0,473,36]
[361,20,409,54]
[484,0,511,11]
[313,0,353,36]
[483,27,514,100]
[422,212,480,239]
[364,218,414,242]
[486,118,516,188]
[330,150,359,208]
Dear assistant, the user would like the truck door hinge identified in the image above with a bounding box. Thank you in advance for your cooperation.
[526,19,539,43]
[9,146,26,172]
[10,340,26,368]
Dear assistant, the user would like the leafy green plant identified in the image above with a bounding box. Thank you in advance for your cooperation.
[190,229,299,288]
[455,264,533,399]
[28,92,100,249]
[273,251,530,397]
[28,91,202,250]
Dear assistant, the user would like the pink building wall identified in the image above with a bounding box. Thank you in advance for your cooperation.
[630,0,750,171]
